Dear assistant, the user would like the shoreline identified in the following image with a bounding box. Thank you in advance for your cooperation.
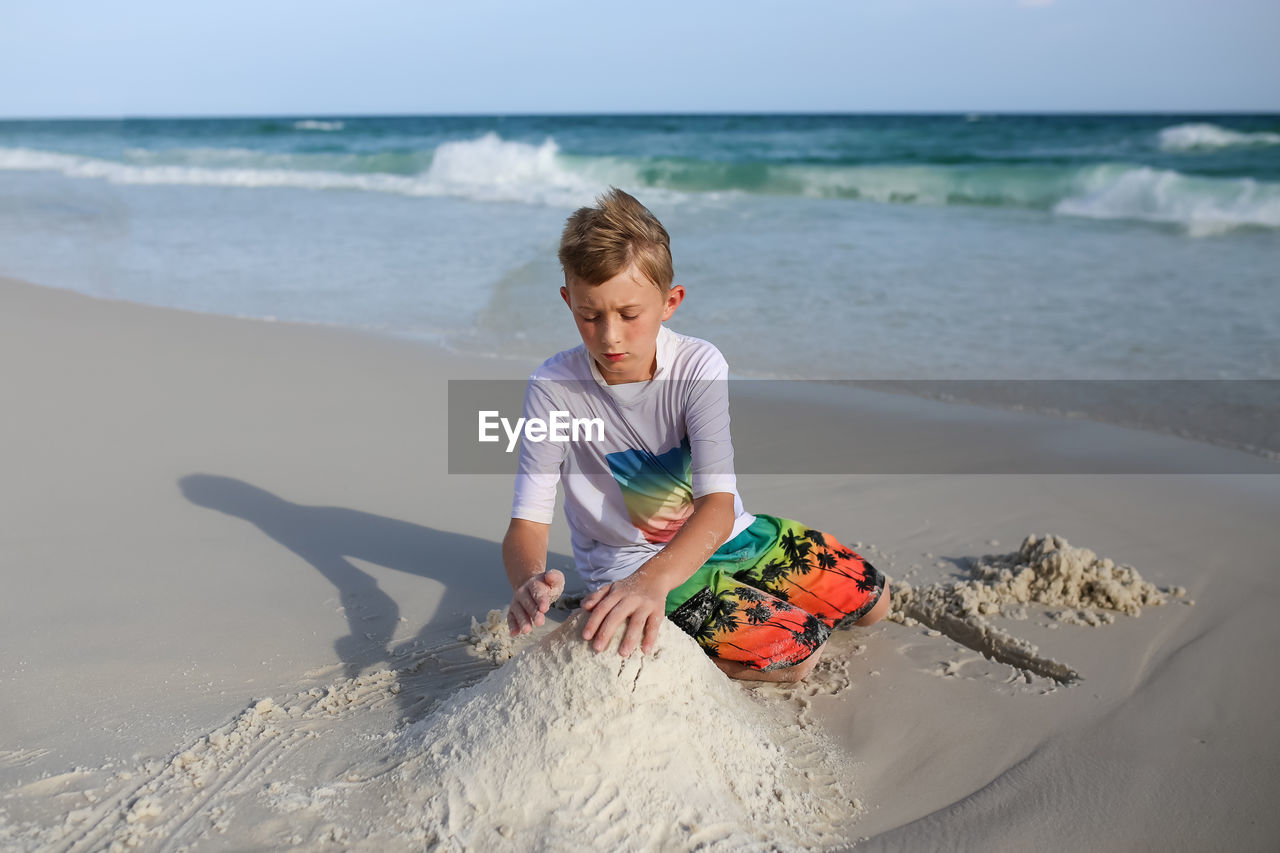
[11,275,1278,464]
[836,378,1280,463]
[2,273,1278,850]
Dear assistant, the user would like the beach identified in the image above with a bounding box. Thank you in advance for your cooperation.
[2,273,1278,850]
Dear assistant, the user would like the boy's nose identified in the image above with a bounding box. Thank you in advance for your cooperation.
[600,319,622,347]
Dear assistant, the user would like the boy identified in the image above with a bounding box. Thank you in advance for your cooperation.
[503,188,889,683]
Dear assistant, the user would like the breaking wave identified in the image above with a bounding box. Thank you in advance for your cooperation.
[293,119,344,132]
[0,133,601,206]
[3,132,1277,233]
[1054,164,1280,237]
[1158,122,1280,151]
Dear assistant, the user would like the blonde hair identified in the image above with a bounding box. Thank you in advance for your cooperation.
[558,187,673,292]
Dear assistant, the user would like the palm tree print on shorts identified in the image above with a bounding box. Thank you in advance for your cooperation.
[691,577,831,671]
[666,514,886,671]
[731,518,885,628]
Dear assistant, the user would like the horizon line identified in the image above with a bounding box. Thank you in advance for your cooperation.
[3,107,1279,122]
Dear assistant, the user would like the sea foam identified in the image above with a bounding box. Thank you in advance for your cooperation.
[1158,123,1280,152]
[0,134,607,207]
[1055,164,1280,236]
[4,133,1279,233]
[293,119,345,132]
[420,132,598,204]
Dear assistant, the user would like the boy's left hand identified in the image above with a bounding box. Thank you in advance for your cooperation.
[580,570,668,657]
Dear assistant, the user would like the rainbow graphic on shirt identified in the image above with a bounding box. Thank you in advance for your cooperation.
[605,436,694,544]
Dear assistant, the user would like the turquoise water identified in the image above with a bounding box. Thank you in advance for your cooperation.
[1,114,1277,394]
[5,114,1280,221]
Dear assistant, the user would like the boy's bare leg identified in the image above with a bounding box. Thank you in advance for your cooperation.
[856,579,891,626]
[713,646,823,683]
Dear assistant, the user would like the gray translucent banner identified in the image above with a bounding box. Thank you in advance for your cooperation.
[448,379,1279,475]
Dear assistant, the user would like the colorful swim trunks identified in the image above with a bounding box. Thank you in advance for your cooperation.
[665,514,886,671]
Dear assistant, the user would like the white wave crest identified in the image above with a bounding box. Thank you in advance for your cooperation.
[0,134,620,207]
[1158,123,1280,151]
[421,132,598,204]
[1055,164,1280,236]
[0,145,425,193]
[293,119,344,132]
[121,145,279,167]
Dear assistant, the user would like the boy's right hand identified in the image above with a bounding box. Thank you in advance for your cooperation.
[508,569,565,637]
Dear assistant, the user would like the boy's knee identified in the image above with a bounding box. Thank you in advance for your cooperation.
[779,646,823,683]
[855,580,891,627]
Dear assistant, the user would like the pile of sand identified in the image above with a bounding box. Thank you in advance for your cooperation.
[891,534,1185,683]
[462,608,535,664]
[971,533,1175,619]
[1,613,859,852]
[388,610,860,851]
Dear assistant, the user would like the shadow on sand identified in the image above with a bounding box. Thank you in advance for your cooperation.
[178,474,573,701]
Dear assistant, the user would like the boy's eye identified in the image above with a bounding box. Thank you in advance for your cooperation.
[621,314,639,321]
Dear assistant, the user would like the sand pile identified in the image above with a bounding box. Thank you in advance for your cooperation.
[970,533,1173,619]
[463,607,536,664]
[388,610,860,851]
[0,614,859,852]
[891,534,1185,683]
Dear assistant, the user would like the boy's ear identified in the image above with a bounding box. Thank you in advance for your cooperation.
[560,285,571,309]
[661,284,686,321]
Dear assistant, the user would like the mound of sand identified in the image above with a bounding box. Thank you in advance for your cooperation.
[969,533,1173,618]
[0,614,859,852]
[891,534,1185,684]
[462,608,536,664]
[390,610,860,851]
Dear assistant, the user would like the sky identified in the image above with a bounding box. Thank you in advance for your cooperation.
[1,0,1277,118]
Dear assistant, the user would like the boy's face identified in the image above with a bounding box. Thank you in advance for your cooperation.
[560,263,685,385]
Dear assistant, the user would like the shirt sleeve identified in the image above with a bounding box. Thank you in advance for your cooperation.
[684,350,738,499]
[510,375,566,524]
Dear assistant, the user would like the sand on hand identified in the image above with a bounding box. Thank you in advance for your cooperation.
[388,610,861,851]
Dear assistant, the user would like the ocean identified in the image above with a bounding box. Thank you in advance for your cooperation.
[1,114,1277,452]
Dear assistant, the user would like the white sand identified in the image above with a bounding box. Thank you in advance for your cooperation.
[0,613,853,852]
[464,608,535,665]
[390,610,857,851]
[2,275,1279,850]
[889,533,1182,684]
